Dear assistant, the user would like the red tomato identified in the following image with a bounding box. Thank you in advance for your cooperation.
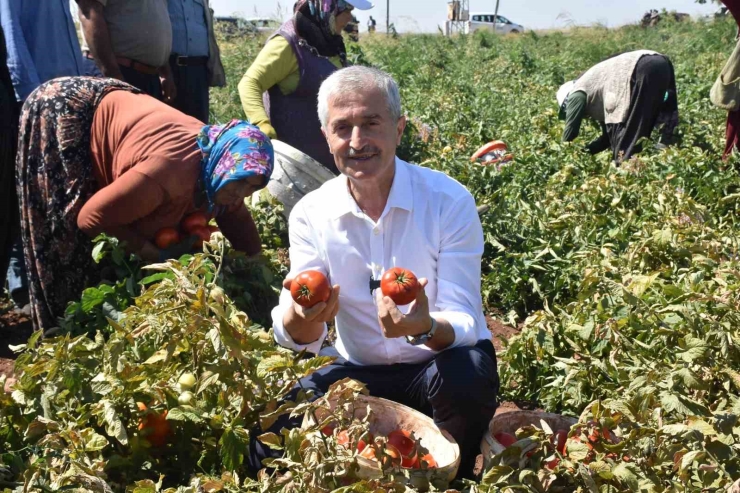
[420,453,437,469]
[402,453,419,468]
[181,211,209,234]
[546,458,560,469]
[552,429,568,455]
[383,443,402,466]
[494,432,518,448]
[357,433,372,452]
[320,422,336,436]
[136,402,171,447]
[154,227,181,249]
[337,430,350,447]
[380,267,419,306]
[360,445,376,460]
[290,270,331,308]
[388,429,416,458]
[190,225,212,248]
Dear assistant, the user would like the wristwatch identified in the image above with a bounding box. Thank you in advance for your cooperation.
[405,317,438,346]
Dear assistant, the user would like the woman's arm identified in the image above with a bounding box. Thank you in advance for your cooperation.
[215,203,262,256]
[77,169,167,260]
[562,90,588,142]
[237,36,299,139]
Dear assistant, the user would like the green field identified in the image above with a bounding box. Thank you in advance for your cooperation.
[3,15,740,492]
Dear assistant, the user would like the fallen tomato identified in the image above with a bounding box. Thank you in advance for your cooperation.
[380,267,419,306]
[154,227,180,249]
[552,429,568,455]
[290,270,331,308]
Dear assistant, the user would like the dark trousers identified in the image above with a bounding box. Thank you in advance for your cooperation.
[606,54,675,162]
[119,65,162,100]
[169,60,209,123]
[248,339,499,479]
[0,88,17,281]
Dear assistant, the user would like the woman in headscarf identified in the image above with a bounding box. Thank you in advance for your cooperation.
[15,76,274,332]
[556,50,679,163]
[238,0,374,175]
[710,0,740,159]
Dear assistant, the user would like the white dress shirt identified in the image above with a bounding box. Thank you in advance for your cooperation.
[271,157,490,366]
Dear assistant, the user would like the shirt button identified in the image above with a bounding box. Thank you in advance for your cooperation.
[373,227,380,235]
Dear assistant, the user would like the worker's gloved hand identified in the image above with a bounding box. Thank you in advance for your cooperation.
[258,122,277,140]
[158,235,199,262]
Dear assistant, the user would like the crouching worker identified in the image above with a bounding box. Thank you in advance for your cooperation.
[557,50,679,163]
[248,66,499,479]
[15,77,273,332]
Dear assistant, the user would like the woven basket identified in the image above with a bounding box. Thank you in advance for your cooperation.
[301,395,460,483]
[480,410,577,470]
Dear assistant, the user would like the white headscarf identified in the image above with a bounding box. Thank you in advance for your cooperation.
[556,80,576,110]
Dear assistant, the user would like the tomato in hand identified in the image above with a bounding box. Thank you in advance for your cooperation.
[290,270,331,308]
[181,211,209,234]
[190,225,212,248]
[154,227,180,249]
[494,432,518,448]
[388,429,416,458]
[380,267,419,306]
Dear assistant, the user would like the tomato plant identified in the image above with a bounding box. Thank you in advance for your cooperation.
[290,270,331,307]
[380,267,419,306]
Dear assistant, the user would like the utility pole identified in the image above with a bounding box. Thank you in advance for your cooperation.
[386,0,390,33]
[494,0,500,31]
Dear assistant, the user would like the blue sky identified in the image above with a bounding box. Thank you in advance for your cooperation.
[210,0,720,33]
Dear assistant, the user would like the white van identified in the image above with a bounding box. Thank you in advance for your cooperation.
[467,13,524,34]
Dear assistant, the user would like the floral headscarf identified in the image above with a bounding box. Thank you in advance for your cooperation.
[196,120,274,212]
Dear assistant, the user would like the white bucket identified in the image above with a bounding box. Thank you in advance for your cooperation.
[263,140,336,219]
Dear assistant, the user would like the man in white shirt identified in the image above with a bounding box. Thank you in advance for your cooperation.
[257,66,499,478]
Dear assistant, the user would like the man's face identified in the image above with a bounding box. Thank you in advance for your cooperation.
[322,87,406,183]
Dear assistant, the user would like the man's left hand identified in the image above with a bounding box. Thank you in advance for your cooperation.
[376,277,434,339]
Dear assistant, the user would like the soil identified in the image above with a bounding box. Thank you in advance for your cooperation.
[0,298,33,392]
[486,315,520,353]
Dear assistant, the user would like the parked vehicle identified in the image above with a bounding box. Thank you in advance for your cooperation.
[245,18,281,33]
[467,13,524,34]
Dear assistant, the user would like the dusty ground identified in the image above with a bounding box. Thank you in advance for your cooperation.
[0,297,32,392]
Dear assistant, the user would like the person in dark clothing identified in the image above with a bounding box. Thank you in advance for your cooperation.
[557,50,679,163]
[0,26,19,291]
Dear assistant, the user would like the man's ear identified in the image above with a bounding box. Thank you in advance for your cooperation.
[396,115,407,145]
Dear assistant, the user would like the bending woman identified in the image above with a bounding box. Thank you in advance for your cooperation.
[556,50,679,163]
[16,77,274,331]
[238,0,373,174]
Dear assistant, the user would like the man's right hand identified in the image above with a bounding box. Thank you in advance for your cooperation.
[282,276,340,345]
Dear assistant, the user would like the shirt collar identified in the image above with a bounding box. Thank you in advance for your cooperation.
[330,157,413,220]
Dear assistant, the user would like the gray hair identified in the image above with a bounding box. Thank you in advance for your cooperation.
[317,66,402,129]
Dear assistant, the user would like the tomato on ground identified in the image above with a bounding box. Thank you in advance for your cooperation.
[380,267,419,306]
[290,270,331,308]
[154,227,180,249]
